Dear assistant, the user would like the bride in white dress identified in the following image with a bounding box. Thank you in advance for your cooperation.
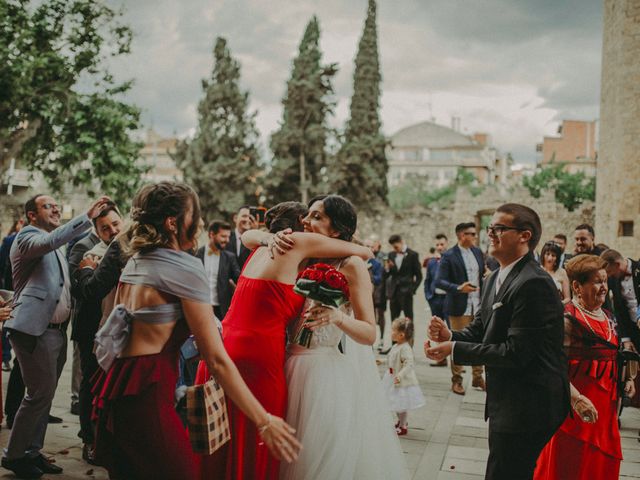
[279,195,409,480]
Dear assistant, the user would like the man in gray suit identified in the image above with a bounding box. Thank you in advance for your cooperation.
[2,194,110,479]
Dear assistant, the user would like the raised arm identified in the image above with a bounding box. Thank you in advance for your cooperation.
[17,215,92,259]
[181,299,301,462]
[242,230,372,261]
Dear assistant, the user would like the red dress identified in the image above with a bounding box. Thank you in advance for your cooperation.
[196,276,305,480]
[534,304,622,480]
[92,320,198,479]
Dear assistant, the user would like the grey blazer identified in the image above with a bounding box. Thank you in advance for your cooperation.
[6,214,92,336]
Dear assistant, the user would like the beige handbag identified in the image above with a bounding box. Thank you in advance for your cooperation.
[186,378,231,455]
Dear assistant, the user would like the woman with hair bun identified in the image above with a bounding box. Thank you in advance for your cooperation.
[196,200,375,480]
[91,182,300,479]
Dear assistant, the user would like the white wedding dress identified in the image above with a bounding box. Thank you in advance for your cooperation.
[280,302,409,480]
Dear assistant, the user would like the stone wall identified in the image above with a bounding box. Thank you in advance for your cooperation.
[596,0,640,257]
[358,186,595,258]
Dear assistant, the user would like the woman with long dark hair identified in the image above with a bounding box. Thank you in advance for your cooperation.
[91,183,300,479]
[253,195,409,480]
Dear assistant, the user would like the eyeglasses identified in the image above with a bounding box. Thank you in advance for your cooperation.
[38,203,59,211]
[486,224,527,236]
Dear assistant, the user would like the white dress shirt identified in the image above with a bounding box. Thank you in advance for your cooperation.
[495,255,526,294]
[234,229,242,256]
[394,245,408,270]
[459,246,481,315]
[204,248,221,306]
[49,249,71,324]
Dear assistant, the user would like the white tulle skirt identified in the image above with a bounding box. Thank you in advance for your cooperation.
[280,343,409,480]
[382,372,426,412]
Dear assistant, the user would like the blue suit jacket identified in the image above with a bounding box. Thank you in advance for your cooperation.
[6,214,92,336]
[435,244,484,317]
[424,257,441,301]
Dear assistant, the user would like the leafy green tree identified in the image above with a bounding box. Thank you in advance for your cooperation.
[328,0,388,212]
[0,0,145,203]
[266,16,337,204]
[523,163,595,211]
[173,37,261,221]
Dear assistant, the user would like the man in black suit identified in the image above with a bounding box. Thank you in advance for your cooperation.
[435,222,485,394]
[196,220,241,320]
[385,234,422,321]
[426,203,569,480]
[69,202,123,464]
[601,249,640,351]
[225,206,256,270]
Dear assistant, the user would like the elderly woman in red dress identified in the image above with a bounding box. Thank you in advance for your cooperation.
[534,254,636,480]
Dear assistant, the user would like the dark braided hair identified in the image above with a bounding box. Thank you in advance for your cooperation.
[123,182,201,257]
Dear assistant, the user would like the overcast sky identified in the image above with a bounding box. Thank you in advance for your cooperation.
[107,0,603,164]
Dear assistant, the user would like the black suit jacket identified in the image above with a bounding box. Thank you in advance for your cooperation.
[225,230,251,270]
[71,240,125,341]
[608,259,640,350]
[452,253,570,434]
[436,245,485,317]
[69,232,100,341]
[386,248,422,298]
[196,246,241,319]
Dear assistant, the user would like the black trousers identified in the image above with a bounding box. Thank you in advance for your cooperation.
[4,358,24,425]
[486,428,556,480]
[390,291,414,320]
[77,337,99,444]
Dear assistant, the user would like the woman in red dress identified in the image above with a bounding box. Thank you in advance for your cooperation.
[196,201,372,480]
[534,255,636,480]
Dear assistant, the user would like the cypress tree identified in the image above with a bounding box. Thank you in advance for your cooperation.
[329,0,388,211]
[174,37,261,221]
[266,16,337,204]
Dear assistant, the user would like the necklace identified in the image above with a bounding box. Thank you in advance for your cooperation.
[572,299,612,342]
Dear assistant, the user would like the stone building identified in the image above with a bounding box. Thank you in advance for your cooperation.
[139,129,182,183]
[359,185,594,259]
[386,120,509,188]
[596,0,640,256]
[536,119,598,176]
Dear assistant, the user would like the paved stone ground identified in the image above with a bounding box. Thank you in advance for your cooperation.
[0,293,638,479]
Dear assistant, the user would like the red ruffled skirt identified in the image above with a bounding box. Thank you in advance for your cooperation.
[92,351,199,480]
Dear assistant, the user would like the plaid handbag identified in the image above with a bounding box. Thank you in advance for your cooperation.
[186,378,231,455]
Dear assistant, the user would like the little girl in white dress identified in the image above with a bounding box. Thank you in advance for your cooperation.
[383,317,426,435]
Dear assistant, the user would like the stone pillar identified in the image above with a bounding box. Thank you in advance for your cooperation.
[596,0,640,255]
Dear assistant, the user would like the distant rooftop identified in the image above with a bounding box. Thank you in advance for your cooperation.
[390,121,476,149]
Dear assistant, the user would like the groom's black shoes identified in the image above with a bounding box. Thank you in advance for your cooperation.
[30,454,63,474]
[1,456,43,479]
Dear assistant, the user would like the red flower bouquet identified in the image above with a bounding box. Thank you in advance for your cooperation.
[293,263,350,347]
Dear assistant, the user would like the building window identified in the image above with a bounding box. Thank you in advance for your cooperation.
[619,221,634,237]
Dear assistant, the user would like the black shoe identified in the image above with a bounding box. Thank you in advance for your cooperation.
[82,444,97,466]
[30,454,63,474]
[1,456,43,479]
[379,347,392,355]
[70,402,80,416]
[48,415,63,424]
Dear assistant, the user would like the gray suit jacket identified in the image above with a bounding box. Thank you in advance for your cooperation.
[6,214,92,336]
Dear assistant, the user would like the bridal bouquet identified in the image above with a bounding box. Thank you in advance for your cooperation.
[293,263,350,347]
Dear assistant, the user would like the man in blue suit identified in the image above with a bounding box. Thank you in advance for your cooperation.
[2,194,110,479]
[435,222,485,395]
[424,233,449,366]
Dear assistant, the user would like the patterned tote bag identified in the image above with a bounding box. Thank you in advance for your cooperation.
[186,378,231,454]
